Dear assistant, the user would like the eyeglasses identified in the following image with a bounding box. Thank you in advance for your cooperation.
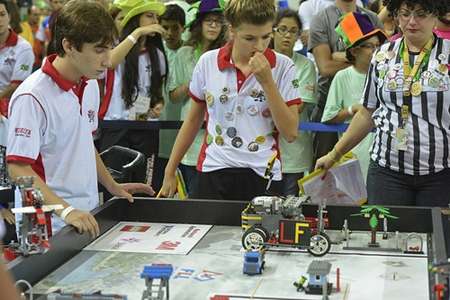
[397,9,432,21]
[203,18,224,27]
[274,26,300,37]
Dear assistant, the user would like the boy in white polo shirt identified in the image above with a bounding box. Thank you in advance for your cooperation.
[0,0,34,116]
[6,0,153,238]
[160,0,301,200]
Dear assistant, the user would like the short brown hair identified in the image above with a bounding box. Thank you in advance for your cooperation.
[224,0,275,28]
[53,0,117,56]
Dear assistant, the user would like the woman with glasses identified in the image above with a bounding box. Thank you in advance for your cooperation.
[272,9,318,196]
[321,12,386,182]
[166,0,227,195]
[316,0,450,207]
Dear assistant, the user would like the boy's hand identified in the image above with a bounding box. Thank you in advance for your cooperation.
[249,52,273,86]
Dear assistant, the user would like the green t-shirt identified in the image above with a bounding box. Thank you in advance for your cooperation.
[321,66,373,181]
[279,52,318,173]
[158,43,184,159]
[168,45,204,166]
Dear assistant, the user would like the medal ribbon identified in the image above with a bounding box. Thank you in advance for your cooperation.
[401,37,433,88]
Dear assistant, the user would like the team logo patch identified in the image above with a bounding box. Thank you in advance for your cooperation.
[20,64,30,71]
[15,127,31,138]
[292,79,300,88]
[87,110,95,123]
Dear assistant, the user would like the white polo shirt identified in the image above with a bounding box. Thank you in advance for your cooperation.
[104,49,166,120]
[189,43,302,180]
[0,30,34,92]
[6,54,100,230]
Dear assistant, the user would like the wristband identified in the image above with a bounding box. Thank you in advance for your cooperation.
[60,206,75,222]
[347,105,354,116]
[127,34,137,45]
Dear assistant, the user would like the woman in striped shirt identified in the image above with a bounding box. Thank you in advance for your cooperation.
[316,0,450,207]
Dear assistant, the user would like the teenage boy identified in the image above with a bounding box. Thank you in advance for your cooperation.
[6,0,153,238]
[0,0,34,116]
[160,0,301,200]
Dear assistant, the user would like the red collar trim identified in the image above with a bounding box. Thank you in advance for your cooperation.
[217,42,276,71]
[42,54,87,92]
[0,30,19,50]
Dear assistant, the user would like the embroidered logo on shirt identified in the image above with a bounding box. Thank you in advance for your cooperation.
[87,110,95,123]
[20,64,30,71]
[15,127,31,137]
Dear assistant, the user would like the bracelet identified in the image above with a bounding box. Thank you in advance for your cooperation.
[127,34,137,45]
[347,105,354,116]
[60,206,75,222]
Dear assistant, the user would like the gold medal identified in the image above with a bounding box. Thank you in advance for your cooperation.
[387,80,397,90]
[411,81,422,97]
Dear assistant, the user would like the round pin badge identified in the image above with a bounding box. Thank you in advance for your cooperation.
[421,70,431,79]
[215,124,222,135]
[236,105,244,114]
[206,93,214,107]
[438,53,447,62]
[393,63,402,71]
[255,135,266,144]
[219,94,228,104]
[377,63,386,71]
[206,134,213,145]
[222,87,230,94]
[429,77,440,88]
[396,77,404,85]
[231,136,243,148]
[387,70,397,79]
[250,89,259,98]
[437,64,447,74]
[226,127,237,138]
[262,108,271,118]
[225,111,234,121]
[387,80,397,90]
[375,51,386,62]
[247,105,259,116]
[215,135,224,146]
[248,142,259,152]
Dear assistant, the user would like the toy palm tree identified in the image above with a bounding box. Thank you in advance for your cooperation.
[352,205,398,247]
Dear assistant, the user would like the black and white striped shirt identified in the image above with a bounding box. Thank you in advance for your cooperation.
[362,36,450,176]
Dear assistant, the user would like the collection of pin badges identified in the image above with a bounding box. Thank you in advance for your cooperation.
[205,87,273,152]
[377,50,448,97]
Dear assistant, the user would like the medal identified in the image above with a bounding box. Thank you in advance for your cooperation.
[411,81,422,97]
[219,94,228,104]
[226,127,237,138]
[231,136,243,148]
[248,142,259,152]
[255,135,266,144]
[375,51,386,62]
[396,128,408,151]
[215,135,224,146]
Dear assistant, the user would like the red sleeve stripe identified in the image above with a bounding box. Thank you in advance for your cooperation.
[286,98,302,106]
[6,155,35,164]
[10,80,23,85]
[188,90,204,103]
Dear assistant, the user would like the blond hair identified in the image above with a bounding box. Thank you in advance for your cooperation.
[224,0,276,27]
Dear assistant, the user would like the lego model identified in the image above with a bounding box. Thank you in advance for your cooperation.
[293,275,307,291]
[141,264,173,300]
[305,260,332,295]
[351,205,398,247]
[243,250,265,275]
[404,233,424,254]
[3,177,63,261]
[241,196,331,257]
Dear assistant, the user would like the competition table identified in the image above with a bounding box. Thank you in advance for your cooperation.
[6,198,450,300]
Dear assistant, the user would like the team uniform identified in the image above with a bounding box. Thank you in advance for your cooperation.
[6,54,100,231]
[188,43,301,200]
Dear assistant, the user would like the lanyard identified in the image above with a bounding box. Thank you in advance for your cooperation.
[400,37,433,95]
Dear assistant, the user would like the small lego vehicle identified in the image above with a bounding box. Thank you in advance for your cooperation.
[241,196,331,257]
[243,250,265,275]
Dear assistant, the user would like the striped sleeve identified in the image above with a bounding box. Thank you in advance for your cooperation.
[361,50,379,110]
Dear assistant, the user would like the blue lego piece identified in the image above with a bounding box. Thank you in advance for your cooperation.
[243,251,265,275]
[141,264,174,280]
